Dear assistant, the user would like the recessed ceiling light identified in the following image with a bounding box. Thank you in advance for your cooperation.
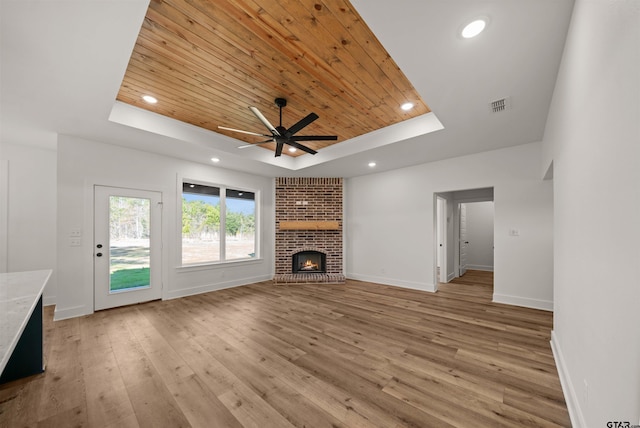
[211,157,220,163]
[288,147,297,153]
[189,184,195,188]
[401,102,414,111]
[461,19,487,38]
[368,162,376,167]
[142,95,158,104]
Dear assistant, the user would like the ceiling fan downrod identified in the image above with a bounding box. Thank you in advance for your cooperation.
[275,98,286,130]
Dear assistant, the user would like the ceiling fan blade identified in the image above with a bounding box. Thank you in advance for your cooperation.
[275,141,284,157]
[249,106,280,136]
[285,112,319,138]
[290,135,338,141]
[218,126,270,137]
[237,139,274,149]
[287,141,318,155]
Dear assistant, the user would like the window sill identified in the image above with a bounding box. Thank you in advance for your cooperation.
[176,257,263,273]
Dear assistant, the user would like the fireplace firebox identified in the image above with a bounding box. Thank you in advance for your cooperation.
[292,251,326,274]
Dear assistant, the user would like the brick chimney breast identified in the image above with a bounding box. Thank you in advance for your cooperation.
[274,177,345,284]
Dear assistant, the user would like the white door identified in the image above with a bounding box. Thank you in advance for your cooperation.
[459,203,468,276]
[437,196,447,283]
[94,186,162,311]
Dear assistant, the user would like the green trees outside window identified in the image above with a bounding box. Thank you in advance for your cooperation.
[181,183,256,265]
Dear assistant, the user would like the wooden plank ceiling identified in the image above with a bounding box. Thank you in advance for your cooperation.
[117,0,431,157]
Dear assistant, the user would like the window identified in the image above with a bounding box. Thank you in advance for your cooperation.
[181,182,256,265]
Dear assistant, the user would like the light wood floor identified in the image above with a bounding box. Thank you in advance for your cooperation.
[0,271,570,427]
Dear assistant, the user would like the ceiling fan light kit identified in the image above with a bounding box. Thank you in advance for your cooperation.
[219,98,337,157]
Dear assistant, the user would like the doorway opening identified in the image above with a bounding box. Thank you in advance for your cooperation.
[434,188,494,289]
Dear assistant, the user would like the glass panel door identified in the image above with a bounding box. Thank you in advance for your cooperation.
[94,186,162,311]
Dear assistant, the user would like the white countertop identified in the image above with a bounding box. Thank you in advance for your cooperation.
[0,270,51,374]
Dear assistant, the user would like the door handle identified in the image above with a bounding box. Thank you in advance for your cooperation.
[96,253,103,257]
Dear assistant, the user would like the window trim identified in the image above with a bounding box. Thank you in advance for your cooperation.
[179,177,259,268]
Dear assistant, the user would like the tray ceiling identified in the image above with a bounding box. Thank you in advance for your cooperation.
[116,0,431,157]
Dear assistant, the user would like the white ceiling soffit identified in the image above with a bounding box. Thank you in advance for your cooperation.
[109,102,444,171]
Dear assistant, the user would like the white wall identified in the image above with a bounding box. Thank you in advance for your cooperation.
[543,0,640,426]
[464,201,494,272]
[346,142,554,310]
[1,143,57,304]
[0,159,7,273]
[56,135,274,320]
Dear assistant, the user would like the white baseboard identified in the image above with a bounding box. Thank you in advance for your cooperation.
[447,271,456,282]
[165,274,272,300]
[53,275,273,320]
[43,295,56,307]
[492,293,553,311]
[466,264,494,272]
[54,304,90,321]
[347,273,436,293]
[551,331,585,428]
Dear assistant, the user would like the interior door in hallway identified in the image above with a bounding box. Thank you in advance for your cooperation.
[436,196,448,283]
[94,185,162,310]
[459,203,468,276]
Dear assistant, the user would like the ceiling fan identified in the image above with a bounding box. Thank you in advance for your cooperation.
[219,98,337,157]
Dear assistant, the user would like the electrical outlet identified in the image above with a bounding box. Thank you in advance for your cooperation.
[70,228,82,237]
[69,238,81,247]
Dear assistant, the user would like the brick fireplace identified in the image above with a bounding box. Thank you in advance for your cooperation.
[274,177,345,284]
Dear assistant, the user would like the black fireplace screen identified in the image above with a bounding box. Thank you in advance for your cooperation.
[292,251,326,274]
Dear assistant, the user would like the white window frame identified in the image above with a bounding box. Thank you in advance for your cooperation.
[179,178,259,267]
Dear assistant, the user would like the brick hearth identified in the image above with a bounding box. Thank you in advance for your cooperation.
[274,177,345,284]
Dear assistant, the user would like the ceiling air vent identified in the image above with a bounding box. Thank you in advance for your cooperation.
[490,96,511,113]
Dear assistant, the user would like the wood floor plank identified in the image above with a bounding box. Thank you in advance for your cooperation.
[124,307,195,384]
[200,327,387,427]
[78,312,138,428]
[0,375,46,426]
[36,405,88,428]
[0,270,570,427]
[166,374,243,428]
[37,340,86,422]
[125,375,192,428]
[293,351,449,427]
